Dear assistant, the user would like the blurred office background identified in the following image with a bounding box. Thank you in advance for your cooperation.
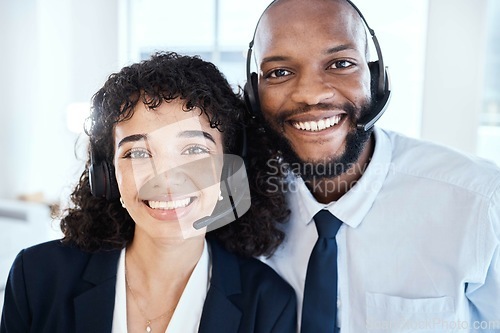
[0,0,499,309]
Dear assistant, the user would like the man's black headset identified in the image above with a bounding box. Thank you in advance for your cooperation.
[243,0,391,132]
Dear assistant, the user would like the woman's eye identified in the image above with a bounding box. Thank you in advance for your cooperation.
[331,60,354,69]
[268,68,292,78]
[182,145,210,155]
[124,149,151,159]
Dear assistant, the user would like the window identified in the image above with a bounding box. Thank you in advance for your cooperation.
[477,0,500,166]
[125,0,270,88]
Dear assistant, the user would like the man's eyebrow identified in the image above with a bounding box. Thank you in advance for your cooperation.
[260,44,356,66]
[117,133,148,148]
[177,130,216,144]
[261,55,289,65]
[325,44,356,55]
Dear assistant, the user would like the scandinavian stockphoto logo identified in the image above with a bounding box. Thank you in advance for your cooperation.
[366,318,500,331]
[264,157,388,195]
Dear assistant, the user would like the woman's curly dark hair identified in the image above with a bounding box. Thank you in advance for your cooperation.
[60,51,289,256]
[210,119,290,257]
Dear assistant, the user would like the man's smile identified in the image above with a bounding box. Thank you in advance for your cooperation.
[290,114,345,132]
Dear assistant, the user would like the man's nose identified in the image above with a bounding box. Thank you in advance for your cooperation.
[290,71,336,106]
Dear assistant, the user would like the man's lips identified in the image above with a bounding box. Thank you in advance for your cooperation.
[287,113,346,132]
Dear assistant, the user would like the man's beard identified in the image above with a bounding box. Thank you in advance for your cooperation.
[263,101,374,182]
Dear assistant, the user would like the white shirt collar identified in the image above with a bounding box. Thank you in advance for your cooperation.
[112,239,211,333]
[167,240,210,333]
[287,127,392,228]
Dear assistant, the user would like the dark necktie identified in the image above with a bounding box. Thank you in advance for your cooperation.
[301,209,343,333]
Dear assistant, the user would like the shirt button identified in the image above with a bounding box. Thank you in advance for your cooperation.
[337,299,341,308]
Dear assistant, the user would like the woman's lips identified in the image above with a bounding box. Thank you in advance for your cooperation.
[144,197,194,210]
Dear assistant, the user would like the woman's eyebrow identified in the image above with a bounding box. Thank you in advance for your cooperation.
[117,133,148,148]
[177,130,216,144]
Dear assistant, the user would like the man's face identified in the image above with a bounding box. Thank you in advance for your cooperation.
[254,0,373,177]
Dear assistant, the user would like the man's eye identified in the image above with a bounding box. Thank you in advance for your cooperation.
[331,60,354,69]
[268,69,292,78]
[124,149,151,159]
[182,145,210,155]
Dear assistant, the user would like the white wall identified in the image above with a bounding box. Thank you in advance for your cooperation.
[421,0,488,153]
[0,0,121,203]
[354,0,429,139]
[0,0,39,199]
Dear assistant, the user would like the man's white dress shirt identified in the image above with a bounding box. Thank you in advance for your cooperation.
[262,127,500,332]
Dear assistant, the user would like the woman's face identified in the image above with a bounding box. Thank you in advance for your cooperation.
[113,98,223,241]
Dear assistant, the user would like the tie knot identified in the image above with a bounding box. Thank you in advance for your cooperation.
[313,210,343,238]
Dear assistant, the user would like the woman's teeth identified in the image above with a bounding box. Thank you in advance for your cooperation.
[292,114,342,132]
[148,197,191,210]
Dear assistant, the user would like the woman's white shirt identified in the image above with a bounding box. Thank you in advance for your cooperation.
[111,240,211,333]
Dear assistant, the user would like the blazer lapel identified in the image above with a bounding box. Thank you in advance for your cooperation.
[73,248,121,333]
[198,240,242,333]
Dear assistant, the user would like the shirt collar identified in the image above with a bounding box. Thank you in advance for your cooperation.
[167,239,210,332]
[112,240,211,333]
[287,127,392,228]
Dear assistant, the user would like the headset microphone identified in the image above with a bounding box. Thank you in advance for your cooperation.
[243,0,391,132]
[192,179,239,230]
[193,154,250,231]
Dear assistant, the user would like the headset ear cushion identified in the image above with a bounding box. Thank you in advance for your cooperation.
[243,72,261,116]
[358,61,391,131]
[104,162,120,201]
[368,61,381,97]
[89,161,106,198]
[89,161,119,200]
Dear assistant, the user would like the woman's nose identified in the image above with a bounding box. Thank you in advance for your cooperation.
[152,156,219,189]
[137,167,186,199]
[140,155,184,188]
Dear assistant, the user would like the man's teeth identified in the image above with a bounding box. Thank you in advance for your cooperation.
[148,198,191,210]
[292,115,342,131]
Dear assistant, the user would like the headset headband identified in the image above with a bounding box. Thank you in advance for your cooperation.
[246,0,386,97]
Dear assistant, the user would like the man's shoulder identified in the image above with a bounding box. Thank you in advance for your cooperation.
[380,128,500,195]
